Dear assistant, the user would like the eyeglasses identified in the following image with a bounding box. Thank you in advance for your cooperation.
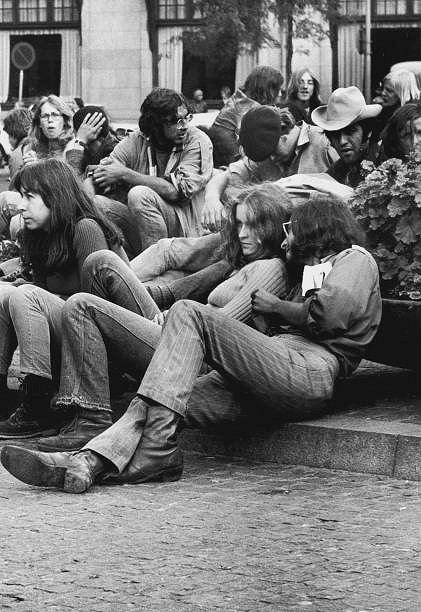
[282,221,292,239]
[166,113,193,129]
[40,112,62,122]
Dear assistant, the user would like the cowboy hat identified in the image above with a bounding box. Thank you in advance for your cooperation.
[311,86,382,131]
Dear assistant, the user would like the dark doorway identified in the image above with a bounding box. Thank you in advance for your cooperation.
[182,49,236,108]
[371,27,421,94]
[8,34,61,102]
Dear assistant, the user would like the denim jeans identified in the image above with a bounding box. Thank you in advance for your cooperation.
[0,284,64,380]
[130,233,223,283]
[85,300,340,473]
[127,186,184,252]
[94,194,142,259]
[56,293,162,412]
[82,249,232,313]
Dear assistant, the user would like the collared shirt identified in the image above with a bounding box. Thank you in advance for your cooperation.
[228,122,338,184]
[109,126,214,236]
[284,247,381,377]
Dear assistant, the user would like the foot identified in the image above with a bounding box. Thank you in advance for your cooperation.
[0,406,59,439]
[0,446,104,493]
[37,410,112,452]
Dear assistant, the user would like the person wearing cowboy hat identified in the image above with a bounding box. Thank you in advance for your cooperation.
[312,86,382,188]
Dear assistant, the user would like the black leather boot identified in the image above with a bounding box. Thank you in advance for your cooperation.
[38,408,113,452]
[104,403,183,484]
[0,375,59,439]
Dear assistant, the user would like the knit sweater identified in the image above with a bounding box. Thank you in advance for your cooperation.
[207,258,288,323]
[32,218,128,297]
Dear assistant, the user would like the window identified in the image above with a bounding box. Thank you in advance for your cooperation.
[340,0,366,15]
[0,0,80,27]
[376,0,407,14]
[157,0,201,21]
[53,0,79,22]
[18,0,47,22]
[0,0,14,22]
[158,0,187,20]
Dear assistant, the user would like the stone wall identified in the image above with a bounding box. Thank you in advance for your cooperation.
[80,0,152,121]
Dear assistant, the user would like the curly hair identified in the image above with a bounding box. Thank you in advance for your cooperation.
[3,108,33,145]
[243,66,284,105]
[28,95,74,155]
[14,158,122,272]
[384,70,420,106]
[380,101,421,160]
[222,182,292,268]
[286,68,322,109]
[290,194,365,263]
[138,88,187,140]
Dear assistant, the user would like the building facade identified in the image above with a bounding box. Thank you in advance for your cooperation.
[0,0,419,120]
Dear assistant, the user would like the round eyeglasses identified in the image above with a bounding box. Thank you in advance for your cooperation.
[40,112,63,122]
[166,113,193,129]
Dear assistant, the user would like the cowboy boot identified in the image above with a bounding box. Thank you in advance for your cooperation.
[104,403,183,484]
[0,445,104,493]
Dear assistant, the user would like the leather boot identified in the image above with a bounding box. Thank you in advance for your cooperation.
[0,374,20,420]
[37,408,113,452]
[0,375,59,439]
[0,445,104,493]
[104,404,183,484]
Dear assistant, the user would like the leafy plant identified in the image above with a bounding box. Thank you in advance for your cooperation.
[350,155,421,300]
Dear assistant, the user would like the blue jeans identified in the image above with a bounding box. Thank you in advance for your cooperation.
[0,284,64,380]
[85,300,340,472]
[82,249,232,312]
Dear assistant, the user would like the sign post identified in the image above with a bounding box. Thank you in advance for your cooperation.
[10,42,36,105]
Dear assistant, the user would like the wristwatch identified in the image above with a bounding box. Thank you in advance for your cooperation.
[74,139,86,149]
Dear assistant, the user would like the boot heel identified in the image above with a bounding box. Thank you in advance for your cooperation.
[160,466,183,482]
[64,468,93,494]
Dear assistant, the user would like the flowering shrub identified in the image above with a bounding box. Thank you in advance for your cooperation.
[350,155,421,300]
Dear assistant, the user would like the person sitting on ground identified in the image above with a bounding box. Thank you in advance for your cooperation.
[312,86,382,188]
[6,182,291,453]
[0,108,33,242]
[21,95,75,166]
[0,159,127,440]
[279,67,323,125]
[202,105,338,232]
[190,89,208,114]
[67,105,119,177]
[2,107,33,179]
[0,195,382,492]
[208,65,284,167]
[378,101,421,162]
[89,87,214,257]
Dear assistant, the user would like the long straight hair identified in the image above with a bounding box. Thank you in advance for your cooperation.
[29,95,74,155]
[14,159,122,272]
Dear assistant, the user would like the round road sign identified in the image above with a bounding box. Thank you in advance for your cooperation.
[11,42,36,71]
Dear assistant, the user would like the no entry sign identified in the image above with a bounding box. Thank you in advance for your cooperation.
[11,42,36,71]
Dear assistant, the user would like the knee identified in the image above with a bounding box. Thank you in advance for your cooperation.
[127,186,157,210]
[166,299,204,323]
[62,292,94,321]
[82,249,119,277]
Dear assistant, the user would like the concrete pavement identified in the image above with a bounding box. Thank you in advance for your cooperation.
[0,453,419,611]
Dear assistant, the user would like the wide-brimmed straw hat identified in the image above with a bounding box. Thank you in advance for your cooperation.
[311,86,382,131]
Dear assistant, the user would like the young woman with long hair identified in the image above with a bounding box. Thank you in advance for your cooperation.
[15,182,292,453]
[0,194,383,493]
[0,158,126,439]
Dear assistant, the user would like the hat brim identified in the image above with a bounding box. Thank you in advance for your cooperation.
[311,104,382,131]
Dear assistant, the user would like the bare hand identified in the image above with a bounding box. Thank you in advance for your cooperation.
[22,149,37,165]
[152,310,168,326]
[93,160,125,186]
[201,198,226,232]
[251,289,281,315]
[75,112,106,144]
